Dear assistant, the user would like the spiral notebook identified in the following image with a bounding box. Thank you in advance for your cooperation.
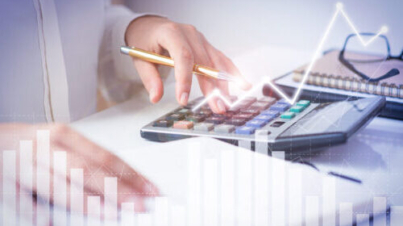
[293,50,403,98]
[270,50,403,120]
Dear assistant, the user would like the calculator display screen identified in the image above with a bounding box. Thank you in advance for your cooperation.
[279,101,359,137]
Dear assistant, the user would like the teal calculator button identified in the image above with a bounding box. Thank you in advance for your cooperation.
[280,112,296,119]
[289,105,305,113]
[296,100,310,107]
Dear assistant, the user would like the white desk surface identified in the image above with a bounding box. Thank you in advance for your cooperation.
[71,45,403,209]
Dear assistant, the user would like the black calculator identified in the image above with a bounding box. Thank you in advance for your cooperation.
[141,96,385,153]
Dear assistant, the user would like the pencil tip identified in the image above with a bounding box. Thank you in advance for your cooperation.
[120,46,130,55]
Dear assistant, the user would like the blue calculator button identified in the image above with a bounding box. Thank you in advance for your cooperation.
[277,99,291,106]
[246,120,266,128]
[255,114,275,122]
[235,126,256,135]
[270,103,289,112]
[261,110,280,117]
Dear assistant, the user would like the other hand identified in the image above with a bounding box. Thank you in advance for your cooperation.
[0,123,158,216]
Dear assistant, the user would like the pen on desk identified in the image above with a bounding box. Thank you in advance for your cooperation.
[328,171,362,184]
[294,160,362,184]
[120,46,236,82]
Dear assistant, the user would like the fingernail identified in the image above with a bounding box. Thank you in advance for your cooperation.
[149,88,156,103]
[180,92,188,105]
[217,99,226,113]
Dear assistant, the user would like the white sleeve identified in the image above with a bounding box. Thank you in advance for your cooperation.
[98,2,170,103]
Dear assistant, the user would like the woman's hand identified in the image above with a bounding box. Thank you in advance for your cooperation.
[125,16,251,113]
[0,123,158,215]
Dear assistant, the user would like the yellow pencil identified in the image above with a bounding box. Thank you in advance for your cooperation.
[120,46,235,81]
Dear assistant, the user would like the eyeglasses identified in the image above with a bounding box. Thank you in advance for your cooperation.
[339,33,403,82]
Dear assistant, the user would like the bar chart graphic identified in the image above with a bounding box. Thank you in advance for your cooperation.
[1,130,402,225]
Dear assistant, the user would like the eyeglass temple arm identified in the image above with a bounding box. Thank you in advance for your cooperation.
[339,50,400,82]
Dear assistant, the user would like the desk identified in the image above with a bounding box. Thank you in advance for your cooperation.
[71,45,403,223]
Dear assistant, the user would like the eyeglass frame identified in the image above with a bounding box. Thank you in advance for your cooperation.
[339,32,403,82]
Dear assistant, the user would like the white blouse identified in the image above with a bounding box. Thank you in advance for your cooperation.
[0,0,145,123]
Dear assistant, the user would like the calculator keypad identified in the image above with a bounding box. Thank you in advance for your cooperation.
[151,97,312,136]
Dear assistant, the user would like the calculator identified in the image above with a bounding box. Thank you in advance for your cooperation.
[140,96,385,153]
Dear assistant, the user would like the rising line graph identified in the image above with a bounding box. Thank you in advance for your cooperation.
[192,2,388,112]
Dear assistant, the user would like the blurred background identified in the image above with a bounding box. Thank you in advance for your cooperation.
[124,0,402,57]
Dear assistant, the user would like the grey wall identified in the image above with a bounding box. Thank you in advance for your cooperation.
[125,0,402,56]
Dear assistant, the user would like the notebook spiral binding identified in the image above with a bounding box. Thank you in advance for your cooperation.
[293,71,403,99]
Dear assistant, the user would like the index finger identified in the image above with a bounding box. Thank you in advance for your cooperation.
[157,23,195,105]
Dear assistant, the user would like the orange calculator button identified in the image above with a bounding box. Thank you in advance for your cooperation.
[173,120,194,129]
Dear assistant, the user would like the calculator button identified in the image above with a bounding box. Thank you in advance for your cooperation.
[255,114,275,123]
[261,110,280,117]
[270,103,289,112]
[270,121,285,127]
[212,114,226,119]
[173,120,194,129]
[194,123,214,131]
[289,105,305,113]
[233,113,254,120]
[237,102,252,109]
[205,117,224,125]
[214,124,235,133]
[153,120,173,127]
[277,99,291,106]
[228,105,242,112]
[166,113,185,121]
[240,109,260,116]
[244,97,257,103]
[296,100,311,108]
[259,97,276,104]
[249,101,271,110]
[198,110,212,117]
[186,115,205,123]
[235,126,256,135]
[213,112,233,119]
[224,112,235,118]
[246,120,266,128]
[176,108,192,115]
[224,118,245,126]
[280,112,296,119]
